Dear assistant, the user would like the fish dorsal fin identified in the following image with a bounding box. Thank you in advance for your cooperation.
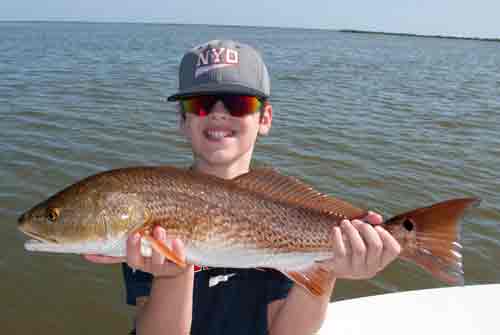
[232,168,367,220]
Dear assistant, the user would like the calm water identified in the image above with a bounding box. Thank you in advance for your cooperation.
[1,22,499,334]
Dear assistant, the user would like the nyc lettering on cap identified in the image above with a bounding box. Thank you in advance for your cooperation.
[167,40,271,101]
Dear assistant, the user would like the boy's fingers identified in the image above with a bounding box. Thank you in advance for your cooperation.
[375,226,401,270]
[362,211,383,225]
[170,239,194,273]
[355,222,383,271]
[332,226,347,259]
[152,227,167,265]
[171,238,187,261]
[127,232,144,269]
[342,220,366,272]
[83,254,126,264]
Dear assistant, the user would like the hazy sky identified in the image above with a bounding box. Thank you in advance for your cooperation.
[2,0,499,38]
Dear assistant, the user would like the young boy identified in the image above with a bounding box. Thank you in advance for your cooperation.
[85,40,401,335]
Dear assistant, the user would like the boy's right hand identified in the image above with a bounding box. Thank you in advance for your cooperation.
[84,226,191,278]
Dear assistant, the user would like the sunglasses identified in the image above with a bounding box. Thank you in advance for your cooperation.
[180,95,263,118]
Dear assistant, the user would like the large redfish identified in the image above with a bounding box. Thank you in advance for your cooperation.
[18,166,479,295]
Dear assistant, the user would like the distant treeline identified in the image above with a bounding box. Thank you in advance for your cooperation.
[339,29,500,42]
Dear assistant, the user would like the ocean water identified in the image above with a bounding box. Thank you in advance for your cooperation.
[1,22,499,334]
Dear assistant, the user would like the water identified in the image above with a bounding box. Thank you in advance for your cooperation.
[1,22,499,333]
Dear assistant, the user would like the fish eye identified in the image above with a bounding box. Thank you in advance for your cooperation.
[47,208,60,222]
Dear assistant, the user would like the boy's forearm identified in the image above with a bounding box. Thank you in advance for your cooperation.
[269,278,336,335]
[136,268,194,335]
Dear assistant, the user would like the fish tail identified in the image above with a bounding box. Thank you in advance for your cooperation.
[385,198,480,285]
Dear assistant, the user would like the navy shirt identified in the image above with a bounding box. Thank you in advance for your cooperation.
[123,264,293,334]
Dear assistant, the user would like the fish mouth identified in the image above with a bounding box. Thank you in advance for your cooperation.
[18,227,59,244]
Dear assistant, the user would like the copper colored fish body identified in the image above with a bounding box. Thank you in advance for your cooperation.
[18,166,479,295]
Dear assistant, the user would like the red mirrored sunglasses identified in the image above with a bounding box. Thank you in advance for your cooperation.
[180,95,264,117]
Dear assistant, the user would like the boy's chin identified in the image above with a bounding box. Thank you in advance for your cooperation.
[196,150,252,169]
[202,152,238,165]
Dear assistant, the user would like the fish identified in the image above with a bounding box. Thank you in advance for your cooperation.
[18,166,480,295]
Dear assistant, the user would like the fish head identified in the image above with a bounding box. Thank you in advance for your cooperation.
[18,175,147,254]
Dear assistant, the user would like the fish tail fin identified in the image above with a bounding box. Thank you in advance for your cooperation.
[385,197,480,285]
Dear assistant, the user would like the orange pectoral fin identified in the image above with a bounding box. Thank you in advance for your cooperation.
[281,265,334,296]
[142,235,187,268]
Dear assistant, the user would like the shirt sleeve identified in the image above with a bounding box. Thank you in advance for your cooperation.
[122,263,153,306]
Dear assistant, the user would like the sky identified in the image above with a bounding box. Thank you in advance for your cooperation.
[2,0,499,39]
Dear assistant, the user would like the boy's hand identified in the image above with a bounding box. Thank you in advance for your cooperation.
[84,226,191,278]
[324,211,401,280]
[128,226,191,278]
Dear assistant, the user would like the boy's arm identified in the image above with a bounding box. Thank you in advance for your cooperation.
[85,227,194,335]
[135,268,194,335]
[268,281,334,335]
[129,228,194,335]
[268,214,401,335]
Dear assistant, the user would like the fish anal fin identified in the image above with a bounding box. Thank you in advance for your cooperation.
[280,264,334,296]
[233,168,367,219]
[142,234,187,268]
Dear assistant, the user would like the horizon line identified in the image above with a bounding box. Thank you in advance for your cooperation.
[1,19,498,41]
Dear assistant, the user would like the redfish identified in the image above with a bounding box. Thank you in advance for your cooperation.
[18,166,479,295]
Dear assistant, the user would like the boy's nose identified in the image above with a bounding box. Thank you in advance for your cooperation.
[209,101,230,118]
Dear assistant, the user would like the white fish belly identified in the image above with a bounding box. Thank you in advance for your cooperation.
[24,236,128,256]
[184,244,333,270]
[24,237,334,271]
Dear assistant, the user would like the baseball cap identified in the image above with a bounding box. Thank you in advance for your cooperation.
[167,40,270,101]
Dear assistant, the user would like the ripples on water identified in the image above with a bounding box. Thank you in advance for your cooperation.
[1,22,499,334]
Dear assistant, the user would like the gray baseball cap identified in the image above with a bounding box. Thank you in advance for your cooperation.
[167,40,270,101]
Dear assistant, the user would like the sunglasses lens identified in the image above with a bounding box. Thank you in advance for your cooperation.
[181,96,217,116]
[223,96,262,117]
[181,95,262,117]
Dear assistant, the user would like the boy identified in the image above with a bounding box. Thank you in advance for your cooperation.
[85,40,401,335]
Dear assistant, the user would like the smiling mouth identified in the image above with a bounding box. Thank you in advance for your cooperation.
[204,130,236,140]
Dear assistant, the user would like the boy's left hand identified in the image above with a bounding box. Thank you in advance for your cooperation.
[323,211,401,280]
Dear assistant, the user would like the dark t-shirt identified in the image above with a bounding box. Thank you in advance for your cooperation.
[123,264,293,334]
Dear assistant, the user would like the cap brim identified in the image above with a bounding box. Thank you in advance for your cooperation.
[167,83,269,101]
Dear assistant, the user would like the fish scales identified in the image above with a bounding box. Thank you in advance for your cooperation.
[135,168,336,253]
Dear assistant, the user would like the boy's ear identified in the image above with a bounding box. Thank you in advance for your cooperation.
[179,116,186,133]
[258,104,272,136]
[179,117,191,139]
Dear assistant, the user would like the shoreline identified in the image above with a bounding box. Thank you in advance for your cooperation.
[339,29,500,42]
[1,20,498,42]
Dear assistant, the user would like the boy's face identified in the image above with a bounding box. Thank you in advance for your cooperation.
[180,97,272,170]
